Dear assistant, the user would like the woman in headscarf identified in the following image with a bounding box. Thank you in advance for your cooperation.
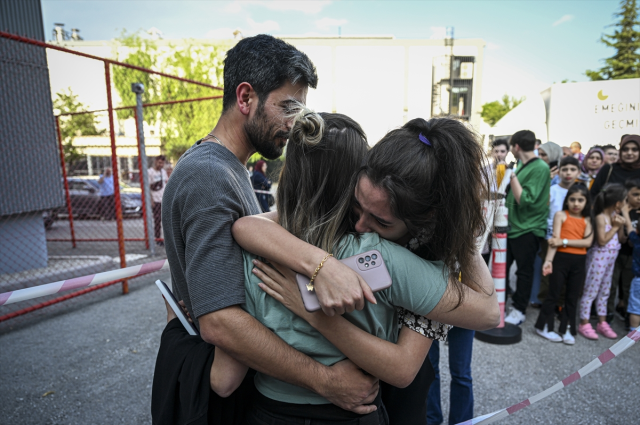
[591,135,640,197]
[579,147,605,189]
[538,141,563,185]
[251,160,272,213]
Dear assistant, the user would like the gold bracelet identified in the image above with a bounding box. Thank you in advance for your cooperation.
[306,253,333,292]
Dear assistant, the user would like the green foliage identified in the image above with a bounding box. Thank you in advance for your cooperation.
[480,95,525,126]
[586,0,640,80]
[53,88,106,165]
[111,31,225,159]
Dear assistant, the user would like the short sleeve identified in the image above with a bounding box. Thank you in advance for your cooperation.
[381,241,449,316]
[397,307,451,342]
[183,205,246,319]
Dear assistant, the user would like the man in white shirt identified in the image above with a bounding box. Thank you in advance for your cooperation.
[148,155,168,246]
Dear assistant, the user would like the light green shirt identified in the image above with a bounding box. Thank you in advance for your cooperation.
[241,232,449,405]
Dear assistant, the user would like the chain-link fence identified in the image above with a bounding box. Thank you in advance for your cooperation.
[0,30,223,328]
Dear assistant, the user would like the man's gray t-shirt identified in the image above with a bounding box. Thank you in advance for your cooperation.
[162,141,262,325]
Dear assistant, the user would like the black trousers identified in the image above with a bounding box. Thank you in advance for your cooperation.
[380,356,435,425]
[246,391,388,425]
[99,195,115,219]
[534,252,586,335]
[153,202,163,240]
[506,232,541,313]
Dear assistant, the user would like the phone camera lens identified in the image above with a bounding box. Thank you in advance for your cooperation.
[371,254,378,260]
[358,258,364,264]
[371,261,376,266]
[365,256,371,261]
[365,263,369,268]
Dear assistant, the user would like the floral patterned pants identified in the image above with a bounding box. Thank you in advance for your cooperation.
[580,248,619,320]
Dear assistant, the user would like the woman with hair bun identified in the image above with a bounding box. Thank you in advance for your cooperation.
[235,116,498,424]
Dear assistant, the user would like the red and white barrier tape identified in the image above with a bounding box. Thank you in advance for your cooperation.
[254,189,272,195]
[0,260,168,306]
[456,329,640,424]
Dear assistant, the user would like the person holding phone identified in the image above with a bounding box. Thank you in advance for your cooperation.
[538,141,563,186]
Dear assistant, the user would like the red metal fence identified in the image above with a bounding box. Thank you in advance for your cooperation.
[0,31,223,327]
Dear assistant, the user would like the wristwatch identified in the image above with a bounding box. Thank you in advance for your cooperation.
[562,238,568,248]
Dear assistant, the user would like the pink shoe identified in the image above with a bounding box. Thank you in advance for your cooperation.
[578,323,599,340]
[596,321,618,339]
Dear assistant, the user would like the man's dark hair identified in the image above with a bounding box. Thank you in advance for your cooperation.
[491,138,509,149]
[222,34,318,112]
[602,144,617,151]
[509,130,536,151]
[156,155,166,161]
[559,155,580,169]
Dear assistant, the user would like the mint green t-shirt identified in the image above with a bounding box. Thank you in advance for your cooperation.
[241,232,449,405]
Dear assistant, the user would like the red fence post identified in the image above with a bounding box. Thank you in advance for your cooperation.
[104,62,128,294]
[134,108,150,250]
[55,116,77,248]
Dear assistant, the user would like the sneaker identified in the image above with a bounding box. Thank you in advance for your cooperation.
[536,325,562,342]
[578,323,599,340]
[504,308,526,326]
[596,321,618,339]
[562,329,575,345]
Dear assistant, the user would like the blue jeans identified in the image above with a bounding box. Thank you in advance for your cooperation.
[426,327,474,425]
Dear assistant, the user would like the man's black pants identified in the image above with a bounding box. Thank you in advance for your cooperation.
[506,232,541,314]
[153,202,162,241]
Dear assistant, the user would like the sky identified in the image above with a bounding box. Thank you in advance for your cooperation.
[42,0,625,104]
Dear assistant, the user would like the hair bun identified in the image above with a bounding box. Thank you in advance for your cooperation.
[290,105,324,147]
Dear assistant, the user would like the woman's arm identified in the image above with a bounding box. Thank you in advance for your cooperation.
[209,347,249,398]
[596,214,620,246]
[251,260,431,388]
[232,214,376,316]
[424,253,499,330]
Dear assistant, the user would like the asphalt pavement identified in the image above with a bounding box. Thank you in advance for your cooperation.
[0,273,638,424]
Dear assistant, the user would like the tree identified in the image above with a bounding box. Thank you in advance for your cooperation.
[111,31,226,158]
[480,95,525,126]
[53,88,106,165]
[586,0,640,80]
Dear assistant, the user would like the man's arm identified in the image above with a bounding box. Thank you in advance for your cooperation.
[182,202,378,413]
[199,306,379,413]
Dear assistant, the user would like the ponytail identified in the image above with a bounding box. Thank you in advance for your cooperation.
[593,183,627,216]
[361,117,491,309]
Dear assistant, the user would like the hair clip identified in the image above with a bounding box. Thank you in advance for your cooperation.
[419,133,432,147]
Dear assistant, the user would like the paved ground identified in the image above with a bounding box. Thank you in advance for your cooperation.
[0,273,638,424]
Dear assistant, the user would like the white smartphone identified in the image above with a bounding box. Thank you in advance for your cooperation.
[155,279,199,336]
[295,249,392,312]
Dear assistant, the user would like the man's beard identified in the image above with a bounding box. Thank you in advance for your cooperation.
[245,102,288,160]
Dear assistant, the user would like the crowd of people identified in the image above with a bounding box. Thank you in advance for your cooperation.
[487,133,640,345]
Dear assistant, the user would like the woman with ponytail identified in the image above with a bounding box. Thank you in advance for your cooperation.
[234,116,498,425]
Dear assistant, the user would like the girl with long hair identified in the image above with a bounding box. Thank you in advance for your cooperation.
[578,183,627,340]
[537,184,593,344]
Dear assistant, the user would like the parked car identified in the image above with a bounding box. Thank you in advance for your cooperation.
[56,177,143,219]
